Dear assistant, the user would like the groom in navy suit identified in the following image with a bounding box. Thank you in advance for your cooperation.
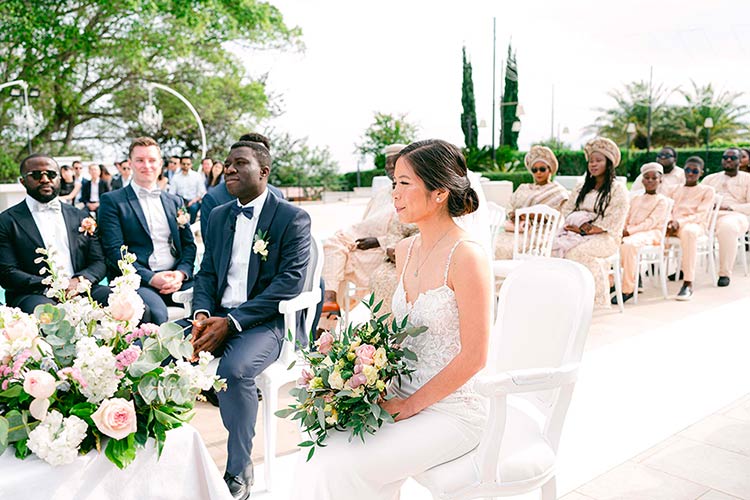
[98,137,196,324]
[191,140,311,499]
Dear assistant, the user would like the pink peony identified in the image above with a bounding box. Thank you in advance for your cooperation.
[355,344,376,365]
[57,367,87,388]
[3,317,38,343]
[91,398,137,440]
[23,370,57,399]
[348,373,368,389]
[108,291,145,324]
[316,333,334,355]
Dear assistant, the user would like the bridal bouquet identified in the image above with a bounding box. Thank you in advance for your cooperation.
[275,297,426,460]
[0,246,225,468]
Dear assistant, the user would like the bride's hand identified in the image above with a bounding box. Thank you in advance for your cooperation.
[380,397,416,422]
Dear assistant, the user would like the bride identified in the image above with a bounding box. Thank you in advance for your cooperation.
[293,139,493,499]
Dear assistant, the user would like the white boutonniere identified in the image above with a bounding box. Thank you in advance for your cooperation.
[176,207,190,228]
[78,217,97,236]
[253,229,269,261]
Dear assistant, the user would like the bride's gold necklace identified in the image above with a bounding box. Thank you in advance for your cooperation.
[413,230,453,278]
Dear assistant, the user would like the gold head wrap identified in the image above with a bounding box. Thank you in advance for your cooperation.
[584,137,621,167]
[524,145,559,175]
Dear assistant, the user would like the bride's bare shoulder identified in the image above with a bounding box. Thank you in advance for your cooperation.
[395,235,418,272]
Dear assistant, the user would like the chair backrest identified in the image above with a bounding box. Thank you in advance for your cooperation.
[513,204,560,259]
[655,198,675,251]
[490,258,594,447]
[486,201,506,249]
[706,193,723,237]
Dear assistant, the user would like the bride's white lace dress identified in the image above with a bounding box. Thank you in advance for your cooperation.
[293,239,487,500]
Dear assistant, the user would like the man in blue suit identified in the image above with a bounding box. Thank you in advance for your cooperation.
[98,137,197,325]
[191,140,311,499]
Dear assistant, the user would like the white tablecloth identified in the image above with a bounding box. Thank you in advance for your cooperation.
[0,424,232,500]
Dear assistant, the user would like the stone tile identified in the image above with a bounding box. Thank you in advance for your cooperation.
[560,492,599,500]
[723,395,750,423]
[680,414,750,457]
[631,436,680,463]
[578,460,708,500]
[643,437,750,499]
[698,490,742,500]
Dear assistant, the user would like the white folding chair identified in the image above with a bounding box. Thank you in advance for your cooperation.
[167,222,204,321]
[492,205,560,279]
[486,201,507,250]
[607,251,625,313]
[415,258,595,500]
[632,198,675,304]
[666,193,722,286]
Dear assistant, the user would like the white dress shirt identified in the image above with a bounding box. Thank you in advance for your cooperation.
[221,189,268,312]
[90,180,100,202]
[134,184,176,273]
[169,170,206,200]
[26,196,75,278]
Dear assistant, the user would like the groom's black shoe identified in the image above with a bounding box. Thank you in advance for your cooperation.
[224,462,254,500]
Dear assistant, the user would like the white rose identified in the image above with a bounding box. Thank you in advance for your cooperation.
[91,398,137,440]
[253,239,268,257]
[23,370,57,399]
[29,397,51,421]
[373,347,387,369]
[107,290,145,324]
[328,367,344,390]
[361,365,379,386]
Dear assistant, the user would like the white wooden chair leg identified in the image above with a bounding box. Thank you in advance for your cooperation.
[261,382,277,491]
[541,476,557,500]
[613,261,624,313]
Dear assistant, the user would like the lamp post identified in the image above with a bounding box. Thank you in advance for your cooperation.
[703,117,713,165]
[140,82,207,160]
[1,80,41,154]
[626,122,636,156]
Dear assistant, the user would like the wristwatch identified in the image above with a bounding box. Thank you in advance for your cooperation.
[579,228,586,236]
[226,316,240,336]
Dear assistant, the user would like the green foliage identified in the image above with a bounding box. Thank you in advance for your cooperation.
[480,171,534,190]
[267,131,341,190]
[339,169,386,190]
[356,112,418,169]
[461,47,478,151]
[0,149,18,183]
[590,80,748,148]
[0,0,301,160]
[500,44,520,149]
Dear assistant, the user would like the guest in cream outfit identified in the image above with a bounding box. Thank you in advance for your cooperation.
[701,147,750,287]
[630,147,685,194]
[561,137,629,306]
[664,156,715,300]
[616,162,671,304]
[494,145,569,259]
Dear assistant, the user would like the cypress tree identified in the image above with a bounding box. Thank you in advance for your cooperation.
[501,44,520,149]
[461,46,478,151]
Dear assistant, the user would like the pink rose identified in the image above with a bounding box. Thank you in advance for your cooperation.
[348,373,368,389]
[91,398,137,440]
[4,316,38,343]
[107,291,145,324]
[23,370,57,399]
[29,397,50,420]
[355,344,376,365]
[316,333,334,355]
[297,368,314,387]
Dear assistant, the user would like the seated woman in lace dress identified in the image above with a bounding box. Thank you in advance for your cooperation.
[293,139,493,500]
[559,137,629,306]
[494,145,569,259]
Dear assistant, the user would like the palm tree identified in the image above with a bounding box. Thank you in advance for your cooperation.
[672,81,748,146]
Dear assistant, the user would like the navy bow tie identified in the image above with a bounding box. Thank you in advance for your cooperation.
[231,204,254,220]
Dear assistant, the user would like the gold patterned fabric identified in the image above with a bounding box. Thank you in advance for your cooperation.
[524,145,559,175]
[584,137,621,167]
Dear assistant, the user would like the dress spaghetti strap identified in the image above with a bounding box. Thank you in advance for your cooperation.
[443,240,464,286]
[400,236,419,284]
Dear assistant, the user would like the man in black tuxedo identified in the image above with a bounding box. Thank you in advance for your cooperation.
[0,154,110,312]
[79,163,110,214]
[98,137,196,325]
[191,140,311,499]
[110,159,132,190]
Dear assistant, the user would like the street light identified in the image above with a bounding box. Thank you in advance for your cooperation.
[703,117,713,165]
[1,80,41,154]
[140,82,207,160]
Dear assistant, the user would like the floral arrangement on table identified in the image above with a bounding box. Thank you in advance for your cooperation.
[0,245,225,468]
[275,297,426,460]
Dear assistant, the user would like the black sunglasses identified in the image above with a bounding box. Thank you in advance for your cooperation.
[656,153,674,159]
[685,168,701,174]
[722,155,739,161]
[25,170,58,181]
[531,166,548,173]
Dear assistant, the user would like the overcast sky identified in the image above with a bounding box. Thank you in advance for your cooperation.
[239,0,750,172]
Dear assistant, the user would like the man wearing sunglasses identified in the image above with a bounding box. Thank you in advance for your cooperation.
[631,147,685,194]
[701,147,750,287]
[0,154,111,312]
[665,157,715,300]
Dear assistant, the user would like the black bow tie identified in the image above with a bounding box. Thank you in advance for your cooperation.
[231,204,254,221]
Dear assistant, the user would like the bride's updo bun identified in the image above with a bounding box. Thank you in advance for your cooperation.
[396,139,479,217]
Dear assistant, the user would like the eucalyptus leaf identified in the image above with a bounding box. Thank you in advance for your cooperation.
[0,415,9,453]
[275,407,297,418]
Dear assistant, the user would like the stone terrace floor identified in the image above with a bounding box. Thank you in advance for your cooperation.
[191,196,750,499]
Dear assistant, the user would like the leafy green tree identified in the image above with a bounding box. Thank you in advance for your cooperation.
[356,112,418,168]
[500,44,520,149]
[267,131,340,190]
[0,0,300,159]
[460,46,478,151]
[673,81,748,146]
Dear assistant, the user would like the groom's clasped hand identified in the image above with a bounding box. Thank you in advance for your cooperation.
[190,314,229,360]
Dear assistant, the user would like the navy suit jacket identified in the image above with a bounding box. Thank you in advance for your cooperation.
[200,181,284,238]
[80,179,110,205]
[98,184,197,285]
[193,190,311,344]
[0,201,107,306]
